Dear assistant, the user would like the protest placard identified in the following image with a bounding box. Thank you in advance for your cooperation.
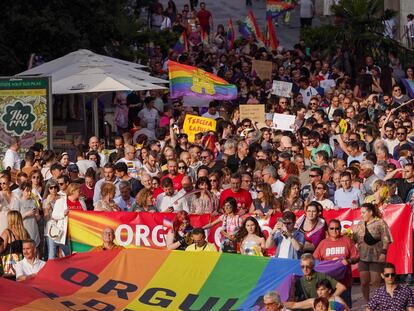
[239,104,265,124]
[252,60,272,80]
[182,114,217,142]
[272,113,296,131]
[272,80,293,97]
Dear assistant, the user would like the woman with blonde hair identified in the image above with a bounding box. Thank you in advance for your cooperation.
[94,182,120,211]
[364,180,389,207]
[51,183,86,257]
[0,174,18,234]
[132,188,156,212]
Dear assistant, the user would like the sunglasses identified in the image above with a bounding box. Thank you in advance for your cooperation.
[383,273,396,278]
[315,186,324,190]
[301,265,312,269]
[49,186,58,190]
[256,190,262,193]
[209,179,217,182]
[329,227,340,231]
[178,166,186,169]
[59,183,66,186]
[397,132,406,135]
[32,176,40,179]
[201,156,209,159]
[309,175,319,178]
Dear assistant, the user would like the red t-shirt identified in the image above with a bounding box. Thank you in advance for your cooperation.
[80,184,94,210]
[67,198,83,210]
[161,173,184,191]
[219,188,252,212]
[197,10,212,29]
[313,236,359,288]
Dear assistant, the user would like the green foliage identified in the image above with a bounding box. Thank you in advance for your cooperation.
[302,0,402,70]
[0,0,151,75]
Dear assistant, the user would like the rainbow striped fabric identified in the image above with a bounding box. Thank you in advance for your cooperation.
[0,248,346,310]
[266,16,279,50]
[266,0,295,19]
[168,60,237,100]
[173,31,188,54]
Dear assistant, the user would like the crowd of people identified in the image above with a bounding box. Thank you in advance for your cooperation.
[1,1,414,310]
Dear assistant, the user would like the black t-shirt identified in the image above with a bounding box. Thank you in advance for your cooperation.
[396,179,414,202]
[226,154,255,173]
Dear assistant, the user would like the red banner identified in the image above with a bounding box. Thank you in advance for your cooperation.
[69,204,412,274]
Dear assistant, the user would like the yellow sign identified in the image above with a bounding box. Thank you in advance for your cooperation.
[183,114,217,142]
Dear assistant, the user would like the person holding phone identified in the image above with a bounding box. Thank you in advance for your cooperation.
[265,211,305,259]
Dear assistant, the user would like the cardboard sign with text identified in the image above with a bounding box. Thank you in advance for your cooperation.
[239,104,265,124]
[252,60,272,81]
[182,114,217,142]
[272,80,293,97]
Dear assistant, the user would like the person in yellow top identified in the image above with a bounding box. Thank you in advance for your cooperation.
[185,228,217,252]
[92,227,124,251]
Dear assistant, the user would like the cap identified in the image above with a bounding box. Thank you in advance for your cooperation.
[67,163,79,173]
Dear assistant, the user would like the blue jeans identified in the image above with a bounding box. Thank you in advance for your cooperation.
[47,237,70,259]
[341,287,352,308]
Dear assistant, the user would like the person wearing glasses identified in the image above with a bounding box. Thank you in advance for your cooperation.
[392,85,410,105]
[393,126,414,160]
[43,179,61,259]
[262,291,286,311]
[353,203,392,303]
[366,262,414,311]
[266,211,304,259]
[295,253,346,302]
[334,171,364,209]
[314,219,358,308]
[185,228,217,252]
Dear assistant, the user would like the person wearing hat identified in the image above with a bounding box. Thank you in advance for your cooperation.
[67,164,83,184]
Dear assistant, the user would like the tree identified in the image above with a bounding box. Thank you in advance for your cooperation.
[0,0,147,75]
[302,0,400,73]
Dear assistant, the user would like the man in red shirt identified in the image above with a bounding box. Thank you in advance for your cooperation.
[160,159,184,191]
[313,219,359,308]
[196,2,213,35]
[219,173,252,214]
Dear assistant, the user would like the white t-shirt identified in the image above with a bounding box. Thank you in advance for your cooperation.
[116,158,142,179]
[299,86,319,107]
[277,236,292,259]
[15,258,46,279]
[138,107,159,130]
[156,192,189,212]
[271,180,285,198]
[2,149,21,170]
[202,111,220,120]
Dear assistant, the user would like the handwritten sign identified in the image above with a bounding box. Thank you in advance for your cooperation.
[239,104,265,124]
[183,114,217,142]
[272,113,296,131]
[252,60,273,81]
[272,80,293,98]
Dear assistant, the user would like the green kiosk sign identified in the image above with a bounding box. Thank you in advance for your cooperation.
[0,77,51,157]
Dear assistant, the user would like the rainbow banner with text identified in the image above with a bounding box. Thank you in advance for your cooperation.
[0,248,346,310]
[69,204,413,274]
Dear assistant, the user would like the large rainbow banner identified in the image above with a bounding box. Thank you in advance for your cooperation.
[68,204,413,275]
[0,248,346,310]
[168,60,237,100]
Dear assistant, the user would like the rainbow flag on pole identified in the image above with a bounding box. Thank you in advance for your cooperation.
[168,60,237,100]
[239,11,266,47]
[265,16,279,50]
[173,31,188,54]
[0,248,347,310]
[201,30,209,46]
[266,0,295,19]
[227,18,235,50]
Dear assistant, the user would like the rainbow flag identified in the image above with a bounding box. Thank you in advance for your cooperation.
[402,79,414,99]
[239,11,262,40]
[173,31,188,54]
[266,0,295,19]
[0,248,347,310]
[266,16,279,50]
[226,18,235,50]
[168,60,237,100]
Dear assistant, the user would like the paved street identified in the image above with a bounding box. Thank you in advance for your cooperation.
[164,0,315,49]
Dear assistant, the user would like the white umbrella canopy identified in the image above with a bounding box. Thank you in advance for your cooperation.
[51,67,166,94]
[19,49,146,76]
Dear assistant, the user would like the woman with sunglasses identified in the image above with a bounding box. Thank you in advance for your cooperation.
[208,172,222,201]
[13,181,41,248]
[250,183,280,218]
[43,180,61,259]
[313,181,335,210]
[165,210,193,250]
[177,160,188,176]
[353,203,392,303]
[392,84,410,105]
